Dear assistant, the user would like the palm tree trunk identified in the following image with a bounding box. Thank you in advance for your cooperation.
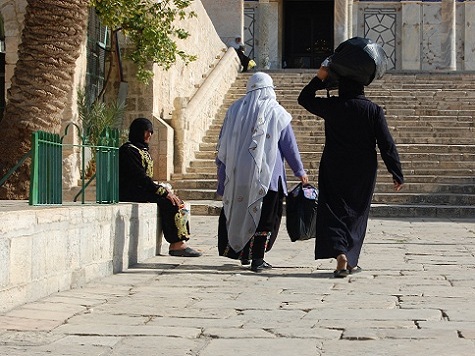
[0,0,89,199]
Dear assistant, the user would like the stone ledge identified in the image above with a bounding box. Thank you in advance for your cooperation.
[0,202,161,313]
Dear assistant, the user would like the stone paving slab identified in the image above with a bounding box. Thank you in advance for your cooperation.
[1,216,475,356]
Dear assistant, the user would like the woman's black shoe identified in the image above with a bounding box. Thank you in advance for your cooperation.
[250,260,273,273]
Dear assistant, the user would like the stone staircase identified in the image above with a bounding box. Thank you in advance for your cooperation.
[172,70,475,217]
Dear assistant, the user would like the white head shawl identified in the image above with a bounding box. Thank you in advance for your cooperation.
[217,72,292,252]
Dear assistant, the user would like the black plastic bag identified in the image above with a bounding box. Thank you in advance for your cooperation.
[286,183,318,242]
[328,37,388,86]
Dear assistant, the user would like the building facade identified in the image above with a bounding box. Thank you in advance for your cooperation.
[0,0,239,185]
[203,0,475,72]
[2,0,474,191]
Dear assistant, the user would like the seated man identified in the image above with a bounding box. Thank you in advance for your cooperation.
[119,117,201,257]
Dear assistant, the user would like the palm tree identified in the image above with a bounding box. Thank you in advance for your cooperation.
[0,0,89,199]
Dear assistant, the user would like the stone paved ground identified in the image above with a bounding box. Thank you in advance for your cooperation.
[1,216,475,356]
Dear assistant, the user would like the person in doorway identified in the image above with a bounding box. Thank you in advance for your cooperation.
[119,117,201,257]
[228,35,252,72]
[297,63,404,278]
[216,72,308,272]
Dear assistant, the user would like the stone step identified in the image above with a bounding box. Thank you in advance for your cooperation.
[216,111,475,124]
[199,142,475,154]
[172,171,475,184]
[194,165,474,179]
[268,97,475,106]
[208,119,475,130]
[395,130,474,138]
[225,88,475,98]
[177,188,475,205]
[186,164,475,178]
[205,132,474,142]
[188,156,475,170]
[172,179,475,194]
[368,204,475,218]
[195,150,475,164]
[264,108,475,117]
[395,144,475,153]
[386,115,475,122]
[202,134,474,145]
[183,168,474,182]
[176,168,475,180]
[285,84,475,92]
[372,192,475,205]
[186,199,475,218]
[223,94,475,105]
[205,124,475,134]
[258,78,475,86]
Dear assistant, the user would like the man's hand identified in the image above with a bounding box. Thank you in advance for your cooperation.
[299,174,309,186]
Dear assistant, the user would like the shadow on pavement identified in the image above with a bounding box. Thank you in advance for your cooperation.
[128,262,334,278]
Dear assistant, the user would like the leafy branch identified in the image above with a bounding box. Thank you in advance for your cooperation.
[90,0,197,83]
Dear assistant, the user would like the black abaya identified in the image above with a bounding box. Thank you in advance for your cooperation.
[298,77,404,268]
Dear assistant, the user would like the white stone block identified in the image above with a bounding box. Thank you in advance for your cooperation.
[9,236,32,285]
[0,237,10,287]
[0,203,158,313]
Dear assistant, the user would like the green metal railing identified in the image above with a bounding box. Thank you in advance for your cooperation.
[29,131,62,205]
[95,128,120,203]
[1,125,120,205]
[68,125,120,205]
[0,150,32,188]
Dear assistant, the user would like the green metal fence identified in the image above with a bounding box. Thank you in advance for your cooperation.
[25,126,120,205]
[95,128,120,204]
[29,131,62,205]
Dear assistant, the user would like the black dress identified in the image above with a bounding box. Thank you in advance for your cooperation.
[298,77,404,268]
[119,142,190,244]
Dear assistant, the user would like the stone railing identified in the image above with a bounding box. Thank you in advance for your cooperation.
[171,47,241,174]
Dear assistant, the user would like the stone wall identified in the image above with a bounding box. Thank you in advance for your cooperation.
[122,0,240,179]
[201,0,243,45]
[0,0,26,92]
[171,48,240,174]
[0,202,159,313]
[356,1,461,71]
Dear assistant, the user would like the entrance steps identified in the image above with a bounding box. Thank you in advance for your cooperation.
[172,70,475,218]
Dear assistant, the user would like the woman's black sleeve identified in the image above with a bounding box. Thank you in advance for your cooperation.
[297,76,328,116]
[374,107,404,184]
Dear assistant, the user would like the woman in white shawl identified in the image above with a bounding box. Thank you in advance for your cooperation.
[216,72,308,272]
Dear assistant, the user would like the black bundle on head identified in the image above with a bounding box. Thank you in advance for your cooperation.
[329,37,388,86]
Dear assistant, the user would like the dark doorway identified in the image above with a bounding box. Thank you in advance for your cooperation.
[283,0,334,69]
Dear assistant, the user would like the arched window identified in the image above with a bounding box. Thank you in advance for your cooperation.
[0,14,5,121]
